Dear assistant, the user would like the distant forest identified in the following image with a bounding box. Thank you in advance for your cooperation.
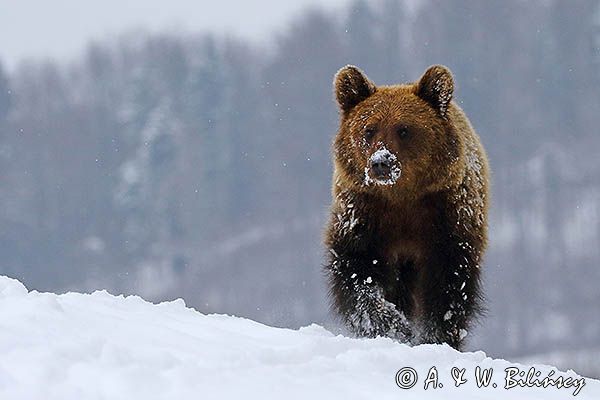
[0,0,599,360]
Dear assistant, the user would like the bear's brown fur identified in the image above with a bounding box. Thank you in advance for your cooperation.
[324,65,489,350]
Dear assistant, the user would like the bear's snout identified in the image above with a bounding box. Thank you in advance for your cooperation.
[365,148,401,186]
[370,151,393,178]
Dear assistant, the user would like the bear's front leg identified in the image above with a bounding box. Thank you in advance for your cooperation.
[417,240,483,350]
[326,251,413,343]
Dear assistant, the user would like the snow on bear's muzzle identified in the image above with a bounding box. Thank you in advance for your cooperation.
[364,147,401,186]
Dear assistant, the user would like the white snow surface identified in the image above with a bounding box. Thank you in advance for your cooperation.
[0,275,597,400]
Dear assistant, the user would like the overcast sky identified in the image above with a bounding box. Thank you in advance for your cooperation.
[0,0,352,70]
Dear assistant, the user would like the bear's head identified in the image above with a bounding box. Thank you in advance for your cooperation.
[332,65,465,201]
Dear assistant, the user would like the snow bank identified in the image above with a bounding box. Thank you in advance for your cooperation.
[0,275,597,400]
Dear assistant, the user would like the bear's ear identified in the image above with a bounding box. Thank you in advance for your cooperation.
[334,65,376,113]
[416,65,454,118]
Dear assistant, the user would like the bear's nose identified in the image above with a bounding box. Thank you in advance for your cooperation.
[371,155,392,177]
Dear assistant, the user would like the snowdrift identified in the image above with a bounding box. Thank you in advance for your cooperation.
[0,275,596,399]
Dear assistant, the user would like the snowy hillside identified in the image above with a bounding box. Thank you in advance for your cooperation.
[0,276,596,400]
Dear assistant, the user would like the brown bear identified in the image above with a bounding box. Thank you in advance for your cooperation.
[324,65,489,350]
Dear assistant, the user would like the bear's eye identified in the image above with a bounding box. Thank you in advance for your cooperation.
[397,127,410,139]
[364,126,376,141]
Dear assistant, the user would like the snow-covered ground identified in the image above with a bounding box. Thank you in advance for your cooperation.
[0,275,597,400]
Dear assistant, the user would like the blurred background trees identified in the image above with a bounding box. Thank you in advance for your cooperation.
[0,0,599,374]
